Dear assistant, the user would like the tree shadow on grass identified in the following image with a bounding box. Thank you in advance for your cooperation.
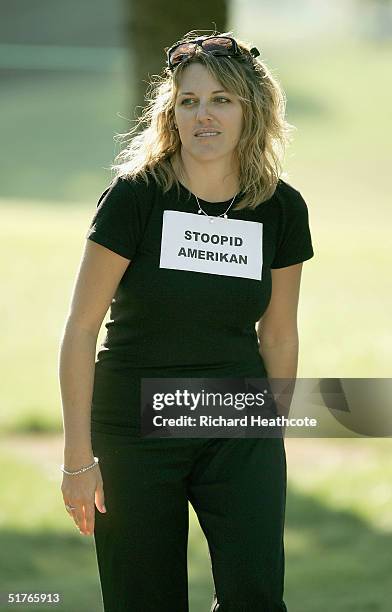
[284,487,392,612]
[188,485,392,612]
[0,531,102,611]
[0,489,390,612]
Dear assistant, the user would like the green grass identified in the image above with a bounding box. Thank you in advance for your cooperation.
[0,448,102,611]
[283,439,392,611]
[0,438,390,611]
[0,70,128,202]
[0,439,214,611]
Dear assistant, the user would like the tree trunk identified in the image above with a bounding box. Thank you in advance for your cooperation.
[122,0,227,119]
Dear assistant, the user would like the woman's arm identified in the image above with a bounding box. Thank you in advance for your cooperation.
[59,324,99,468]
[59,239,131,463]
[257,263,303,378]
[256,264,303,416]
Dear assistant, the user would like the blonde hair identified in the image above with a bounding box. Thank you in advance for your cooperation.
[111,30,296,211]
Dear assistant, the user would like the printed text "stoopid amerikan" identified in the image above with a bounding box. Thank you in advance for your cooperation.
[178,230,248,265]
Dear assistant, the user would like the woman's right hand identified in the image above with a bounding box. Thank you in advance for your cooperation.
[61,464,107,535]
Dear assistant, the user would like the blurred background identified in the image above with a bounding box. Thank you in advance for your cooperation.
[1,0,391,610]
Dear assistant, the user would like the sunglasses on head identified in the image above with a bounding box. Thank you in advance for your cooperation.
[166,35,260,72]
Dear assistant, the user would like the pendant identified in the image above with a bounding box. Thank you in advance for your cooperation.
[198,210,202,214]
[223,214,228,219]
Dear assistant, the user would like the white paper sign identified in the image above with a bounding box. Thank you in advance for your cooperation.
[160,211,263,280]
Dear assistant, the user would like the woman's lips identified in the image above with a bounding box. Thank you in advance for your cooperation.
[194,132,221,138]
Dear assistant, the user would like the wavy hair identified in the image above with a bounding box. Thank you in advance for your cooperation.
[111,29,296,211]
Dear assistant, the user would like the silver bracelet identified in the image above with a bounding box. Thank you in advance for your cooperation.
[60,456,99,476]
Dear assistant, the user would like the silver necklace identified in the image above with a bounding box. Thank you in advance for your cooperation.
[194,193,237,223]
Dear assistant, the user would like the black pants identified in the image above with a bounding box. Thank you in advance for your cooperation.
[91,433,288,612]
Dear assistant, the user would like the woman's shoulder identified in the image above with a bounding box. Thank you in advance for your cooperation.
[275,177,302,199]
[105,170,159,211]
[273,177,310,215]
[118,167,158,189]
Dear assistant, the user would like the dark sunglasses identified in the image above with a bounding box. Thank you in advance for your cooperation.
[166,35,260,72]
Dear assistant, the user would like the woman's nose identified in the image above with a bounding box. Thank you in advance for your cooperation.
[195,103,213,121]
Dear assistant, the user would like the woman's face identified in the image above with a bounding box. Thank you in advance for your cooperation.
[173,63,244,166]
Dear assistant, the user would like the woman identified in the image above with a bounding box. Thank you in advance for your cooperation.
[59,30,314,612]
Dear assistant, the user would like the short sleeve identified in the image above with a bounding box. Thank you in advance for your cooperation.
[85,176,141,260]
[270,188,314,269]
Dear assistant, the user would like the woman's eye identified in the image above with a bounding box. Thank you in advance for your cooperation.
[180,97,230,105]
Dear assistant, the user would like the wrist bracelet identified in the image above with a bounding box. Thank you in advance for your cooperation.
[60,456,99,476]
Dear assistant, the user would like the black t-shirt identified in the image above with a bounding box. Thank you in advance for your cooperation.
[85,170,314,434]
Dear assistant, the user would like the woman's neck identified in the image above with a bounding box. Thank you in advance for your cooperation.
[170,153,240,203]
